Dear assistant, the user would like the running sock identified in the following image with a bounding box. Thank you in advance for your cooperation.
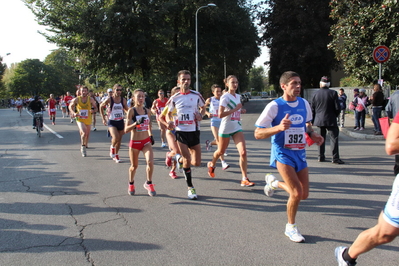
[221,160,226,164]
[52,117,55,122]
[183,168,193,187]
[146,181,152,184]
[343,248,357,264]
[242,176,248,181]
[129,182,134,185]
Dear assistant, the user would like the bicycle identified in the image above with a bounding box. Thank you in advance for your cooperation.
[34,112,43,137]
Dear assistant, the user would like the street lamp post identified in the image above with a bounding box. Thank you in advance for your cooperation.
[195,3,216,92]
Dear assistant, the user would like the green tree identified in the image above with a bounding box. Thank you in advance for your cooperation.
[248,66,266,92]
[44,49,80,95]
[8,59,48,97]
[24,0,259,95]
[256,0,337,91]
[329,0,399,84]
[0,56,6,98]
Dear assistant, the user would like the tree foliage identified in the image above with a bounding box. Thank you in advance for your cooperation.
[248,66,266,92]
[329,0,399,84]
[8,59,48,97]
[0,57,6,98]
[24,0,259,95]
[256,0,337,90]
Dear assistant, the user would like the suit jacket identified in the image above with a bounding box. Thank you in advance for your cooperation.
[311,87,340,127]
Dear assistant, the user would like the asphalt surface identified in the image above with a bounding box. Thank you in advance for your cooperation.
[0,98,397,266]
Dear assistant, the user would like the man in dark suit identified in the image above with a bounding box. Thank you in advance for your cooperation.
[311,76,344,164]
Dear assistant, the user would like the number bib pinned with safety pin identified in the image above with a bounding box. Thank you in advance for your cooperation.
[284,127,306,150]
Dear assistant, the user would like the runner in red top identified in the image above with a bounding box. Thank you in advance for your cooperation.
[64,91,74,123]
[46,94,57,125]
[151,89,168,147]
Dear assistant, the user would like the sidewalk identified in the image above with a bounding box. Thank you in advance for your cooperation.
[339,112,385,140]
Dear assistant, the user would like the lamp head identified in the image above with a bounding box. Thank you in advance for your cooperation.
[207,3,217,7]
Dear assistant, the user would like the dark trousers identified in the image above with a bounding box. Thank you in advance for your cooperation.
[317,126,340,161]
[371,107,382,132]
[355,110,366,128]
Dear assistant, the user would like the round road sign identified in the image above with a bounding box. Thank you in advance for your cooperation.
[373,45,390,63]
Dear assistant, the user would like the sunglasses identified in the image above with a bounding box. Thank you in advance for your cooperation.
[116,89,122,91]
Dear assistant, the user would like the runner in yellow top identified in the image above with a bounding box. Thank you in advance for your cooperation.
[69,86,98,157]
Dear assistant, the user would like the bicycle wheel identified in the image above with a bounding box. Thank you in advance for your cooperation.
[36,118,41,137]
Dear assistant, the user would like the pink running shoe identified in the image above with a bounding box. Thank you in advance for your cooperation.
[143,183,156,196]
[169,171,178,179]
[128,184,135,195]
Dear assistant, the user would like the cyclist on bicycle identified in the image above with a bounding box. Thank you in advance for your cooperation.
[28,96,45,130]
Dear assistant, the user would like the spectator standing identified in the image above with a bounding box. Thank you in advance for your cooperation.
[311,76,344,164]
[337,88,347,128]
[370,83,384,135]
[352,88,370,131]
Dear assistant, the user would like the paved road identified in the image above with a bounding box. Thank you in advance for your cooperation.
[0,99,397,266]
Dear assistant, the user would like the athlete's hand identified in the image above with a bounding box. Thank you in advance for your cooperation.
[102,118,107,126]
[195,112,202,121]
[235,103,243,110]
[279,113,291,131]
[150,135,155,145]
[167,121,175,130]
[311,132,324,146]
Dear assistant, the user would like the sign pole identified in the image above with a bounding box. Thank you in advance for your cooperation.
[379,63,382,80]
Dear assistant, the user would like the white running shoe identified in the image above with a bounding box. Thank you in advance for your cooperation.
[224,152,228,156]
[81,146,87,157]
[264,173,277,197]
[161,142,167,148]
[188,187,197,200]
[92,127,97,131]
[221,161,230,170]
[113,154,121,163]
[285,224,305,243]
[335,246,355,266]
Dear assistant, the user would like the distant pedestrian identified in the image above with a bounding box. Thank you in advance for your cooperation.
[337,88,347,128]
[334,110,399,266]
[370,83,384,135]
[352,88,370,131]
[311,76,344,164]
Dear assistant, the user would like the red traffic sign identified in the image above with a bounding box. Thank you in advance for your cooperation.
[373,45,390,63]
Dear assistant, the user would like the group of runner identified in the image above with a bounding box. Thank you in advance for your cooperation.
[20,70,399,262]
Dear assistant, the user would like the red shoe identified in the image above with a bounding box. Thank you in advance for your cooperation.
[128,184,135,195]
[169,171,178,179]
[207,162,215,178]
